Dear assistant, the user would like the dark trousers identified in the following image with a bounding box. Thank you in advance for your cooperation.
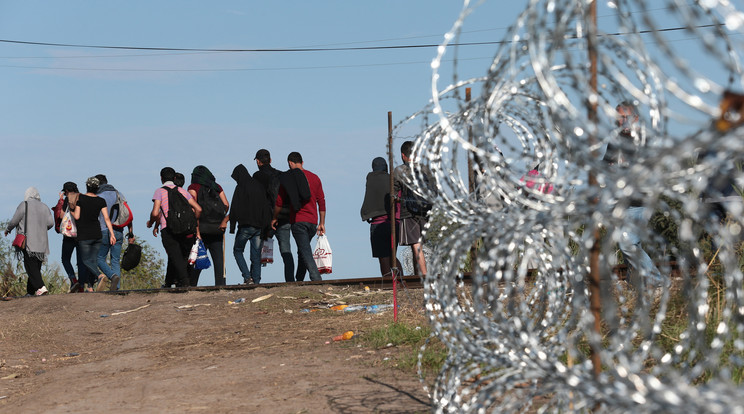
[188,233,225,286]
[61,236,81,282]
[161,228,192,287]
[291,222,321,282]
[23,250,44,295]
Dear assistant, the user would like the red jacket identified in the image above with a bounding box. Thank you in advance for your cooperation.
[276,169,325,224]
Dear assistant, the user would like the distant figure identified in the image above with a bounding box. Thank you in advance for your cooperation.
[604,101,662,288]
[253,149,295,283]
[72,177,117,292]
[5,187,54,296]
[229,164,272,285]
[272,152,326,282]
[147,167,202,288]
[95,174,134,291]
[188,165,229,286]
[361,157,402,278]
[394,141,433,277]
[52,181,83,292]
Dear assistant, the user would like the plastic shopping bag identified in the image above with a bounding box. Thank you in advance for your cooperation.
[195,239,211,270]
[188,239,199,265]
[60,208,77,238]
[313,234,332,274]
[261,238,274,265]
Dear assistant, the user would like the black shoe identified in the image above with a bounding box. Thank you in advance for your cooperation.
[69,281,80,293]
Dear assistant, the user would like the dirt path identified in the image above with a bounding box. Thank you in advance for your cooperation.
[0,285,431,413]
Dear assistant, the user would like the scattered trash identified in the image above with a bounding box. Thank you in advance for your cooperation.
[1,374,19,380]
[0,396,6,400]
[366,304,394,314]
[364,286,370,291]
[41,358,46,362]
[100,314,110,318]
[300,308,320,313]
[333,331,354,341]
[324,341,330,345]
[64,353,79,357]
[110,304,150,316]
[338,304,395,313]
[330,305,348,311]
[176,304,212,309]
[228,298,246,304]
[252,294,273,303]
[205,365,218,370]
[284,309,293,314]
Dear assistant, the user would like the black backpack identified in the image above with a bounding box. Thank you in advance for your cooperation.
[403,185,433,216]
[163,186,197,236]
[197,185,226,235]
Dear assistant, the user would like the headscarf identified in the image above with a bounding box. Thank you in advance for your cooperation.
[372,157,388,173]
[24,187,41,202]
[191,165,219,192]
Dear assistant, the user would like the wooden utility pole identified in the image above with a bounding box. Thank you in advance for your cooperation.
[388,111,399,322]
[587,0,603,378]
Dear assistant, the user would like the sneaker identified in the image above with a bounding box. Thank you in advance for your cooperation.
[69,281,80,293]
[96,275,109,291]
[110,274,120,291]
[35,286,48,296]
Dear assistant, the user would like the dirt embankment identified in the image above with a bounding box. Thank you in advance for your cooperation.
[0,285,431,413]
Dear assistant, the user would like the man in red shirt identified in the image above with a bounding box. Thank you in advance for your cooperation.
[271,152,326,281]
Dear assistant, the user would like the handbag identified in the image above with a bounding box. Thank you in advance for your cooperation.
[194,239,211,270]
[12,201,28,250]
[60,207,77,238]
[261,238,274,265]
[121,243,142,271]
[313,234,332,274]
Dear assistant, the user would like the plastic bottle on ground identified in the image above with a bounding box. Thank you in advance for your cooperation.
[333,331,354,341]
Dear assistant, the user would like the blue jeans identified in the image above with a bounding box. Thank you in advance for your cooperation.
[618,207,663,287]
[233,226,263,284]
[275,222,295,282]
[292,222,321,282]
[78,238,102,287]
[98,228,123,286]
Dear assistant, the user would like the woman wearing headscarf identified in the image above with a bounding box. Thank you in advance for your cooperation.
[187,165,229,286]
[52,181,83,292]
[360,157,402,278]
[72,177,116,292]
[4,187,54,296]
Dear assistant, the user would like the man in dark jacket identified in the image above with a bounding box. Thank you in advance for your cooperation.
[253,149,295,282]
[230,164,272,284]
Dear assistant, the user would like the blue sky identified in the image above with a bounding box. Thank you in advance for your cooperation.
[0,1,525,284]
[2,1,742,285]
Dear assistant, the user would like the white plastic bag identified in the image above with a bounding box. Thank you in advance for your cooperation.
[261,238,274,265]
[188,239,199,265]
[313,234,332,274]
[60,208,77,238]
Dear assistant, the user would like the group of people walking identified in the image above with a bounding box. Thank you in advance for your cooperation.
[5,175,133,295]
[3,149,327,295]
[361,140,433,279]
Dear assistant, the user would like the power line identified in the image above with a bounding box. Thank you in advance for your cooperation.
[0,23,723,54]
[0,24,730,73]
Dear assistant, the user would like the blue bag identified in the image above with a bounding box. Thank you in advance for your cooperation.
[194,239,211,270]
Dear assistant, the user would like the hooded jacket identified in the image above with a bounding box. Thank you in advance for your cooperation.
[8,187,54,260]
[228,164,272,233]
[360,157,392,221]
